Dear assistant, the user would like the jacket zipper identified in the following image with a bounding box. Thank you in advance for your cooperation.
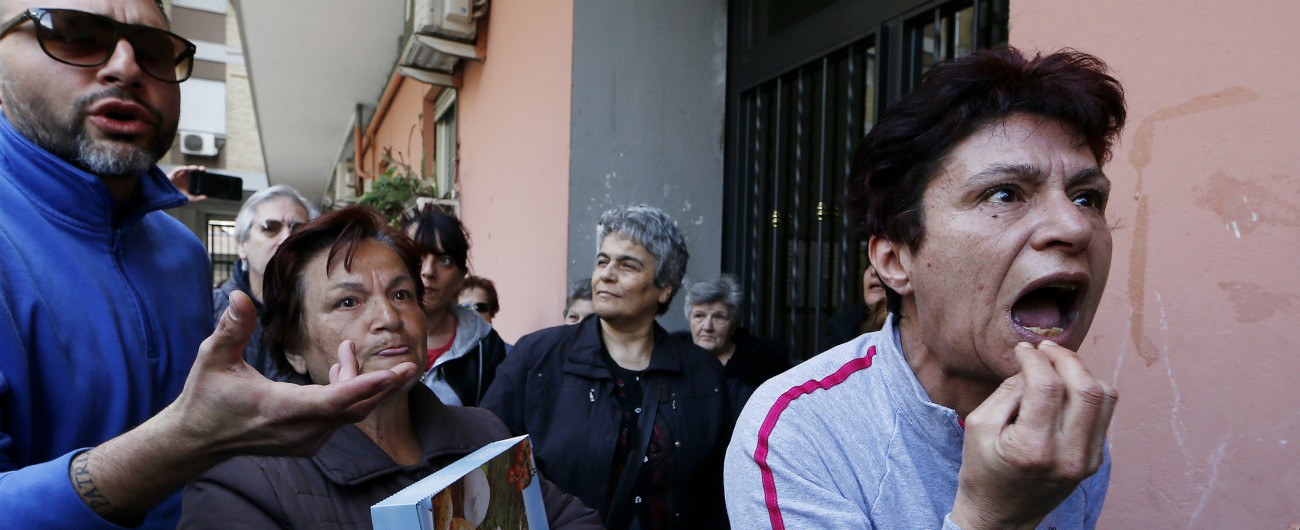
[113,226,158,359]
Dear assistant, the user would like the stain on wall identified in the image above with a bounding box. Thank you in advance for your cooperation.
[1124,87,1259,367]
[1218,281,1298,324]
[1196,172,1300,239]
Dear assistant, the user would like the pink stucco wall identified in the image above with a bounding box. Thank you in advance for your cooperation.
[1012,2,1300,527]
[361,78,432,181]
[456,0,574,343]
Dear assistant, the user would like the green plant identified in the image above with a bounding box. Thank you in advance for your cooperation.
[357,150,438,226]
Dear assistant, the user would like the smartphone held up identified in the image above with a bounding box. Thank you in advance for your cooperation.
[188,170,244,201]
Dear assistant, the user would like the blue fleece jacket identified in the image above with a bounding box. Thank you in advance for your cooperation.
[0,114,212,528]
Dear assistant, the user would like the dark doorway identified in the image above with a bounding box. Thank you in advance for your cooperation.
[723,0,1009,360]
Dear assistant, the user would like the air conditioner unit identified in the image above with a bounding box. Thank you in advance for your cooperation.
[443,0,472,25]
[410,0,483,46]
[179,131,219,157]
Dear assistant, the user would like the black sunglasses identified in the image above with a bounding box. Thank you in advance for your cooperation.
[461,302,491,314]
[0,8,196,83]
[258,219,304,237]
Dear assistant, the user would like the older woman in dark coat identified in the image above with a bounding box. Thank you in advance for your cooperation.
[179,206,600,529]
[675,275,791,419]
[483,205,730,530]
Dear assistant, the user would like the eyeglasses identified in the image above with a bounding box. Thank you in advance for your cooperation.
[461,302,491,314]
[258,219,304,237]
[0,8,196,83]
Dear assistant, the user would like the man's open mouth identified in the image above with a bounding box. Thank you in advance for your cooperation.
[104,110,140,123]
[86,97,159,135]
[1010,281,1083,338]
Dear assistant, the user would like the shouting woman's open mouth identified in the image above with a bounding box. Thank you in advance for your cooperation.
[1010,276,1088,342]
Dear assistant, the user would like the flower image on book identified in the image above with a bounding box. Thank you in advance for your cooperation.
[372,435,548,530]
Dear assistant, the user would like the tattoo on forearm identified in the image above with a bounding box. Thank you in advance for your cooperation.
[70,452,114,513]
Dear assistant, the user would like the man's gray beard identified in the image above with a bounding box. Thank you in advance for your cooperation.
[73,136,159,178]
[1,82,169,178]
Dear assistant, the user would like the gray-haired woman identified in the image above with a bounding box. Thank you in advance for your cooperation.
[674,275,790,419]
[212,184,319,383]
[483,204,730,530]
[563,278,594,324]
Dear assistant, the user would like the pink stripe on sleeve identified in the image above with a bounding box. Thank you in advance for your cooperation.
[754,346,877,530]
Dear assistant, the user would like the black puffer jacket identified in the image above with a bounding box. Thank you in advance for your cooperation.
[482,316,731,529]
[179,385,602,529]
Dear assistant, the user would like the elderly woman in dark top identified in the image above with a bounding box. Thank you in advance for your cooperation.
[179,206,600,529]
[674,275,790,417]
[483,204,730,530]
[563,278,595,324]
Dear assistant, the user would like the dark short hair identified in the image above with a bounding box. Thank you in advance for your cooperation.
[261,206,422,381]
[461,275,500,316]
[846,47,1126,313]
[403,209,470,272]
[597,204,689,315]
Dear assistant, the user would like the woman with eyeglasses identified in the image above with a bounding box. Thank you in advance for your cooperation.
[212,184,319,383]
[403,208,509,407]
[458,275,501,324]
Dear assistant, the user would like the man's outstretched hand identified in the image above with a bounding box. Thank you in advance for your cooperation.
[168,290,420,456]
[950,340,1118,530]
[71,290,420,524]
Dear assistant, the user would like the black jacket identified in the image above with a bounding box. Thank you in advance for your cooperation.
[482,316,731,529]
[673,327,790,421]
[821,302,869,353]
[179,385,602,529]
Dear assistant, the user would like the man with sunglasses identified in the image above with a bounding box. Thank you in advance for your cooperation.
[214,184,320,384]
[0,2,420,528]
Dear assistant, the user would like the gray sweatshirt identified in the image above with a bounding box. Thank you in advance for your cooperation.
[723,315,1109,529]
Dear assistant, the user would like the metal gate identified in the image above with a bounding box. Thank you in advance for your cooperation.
[206,218,238,288]
[724,0,1008,359]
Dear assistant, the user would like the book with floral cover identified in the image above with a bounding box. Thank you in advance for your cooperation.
[372,434,547,530]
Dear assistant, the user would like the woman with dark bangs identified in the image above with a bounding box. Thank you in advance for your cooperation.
[403,208,509,407]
